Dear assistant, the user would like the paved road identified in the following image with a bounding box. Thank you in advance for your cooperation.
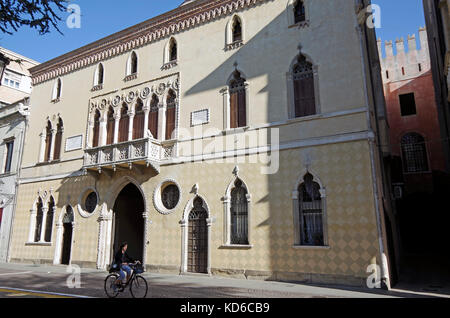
[0,263,447,298]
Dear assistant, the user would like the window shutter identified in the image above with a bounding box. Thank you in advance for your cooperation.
[106,117,115,145]
[92,121,100,147]
[294,76,315,117]
[118,116,129,143]
[230,91,238,129]
[133,112,145,140]
[165,106,176,140]
[149,109,159,139]
[53,130,63,160]
[238,89,247,127]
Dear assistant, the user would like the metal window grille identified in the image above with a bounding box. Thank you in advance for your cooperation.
[299,174,324,246]
[230,180,248,245]
[401,133,429,173]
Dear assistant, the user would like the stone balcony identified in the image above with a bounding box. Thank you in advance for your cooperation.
[83,137,176,175]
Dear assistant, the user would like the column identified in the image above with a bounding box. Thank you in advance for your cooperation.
[159,104,166,141]
[39,206,49,242]
[38,130,46,163]
[99,117,107,147]
[221,88,229,130]
[53,222,64,264]
[222,195,231,245]
[143,107,150,138]
[28,208,37,243]
[48,129,57,161]
[87,120,94,148]
[142,212,149,267]
[113,114,120,144]
[179,219,187,273]
[128,112,135,141]
[206,218,213,275]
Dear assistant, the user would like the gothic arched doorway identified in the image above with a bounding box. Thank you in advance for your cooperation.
[187,197,208,274]
[61,206,74,265]
[112,183,145,262]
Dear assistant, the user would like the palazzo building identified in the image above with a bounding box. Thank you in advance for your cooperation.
[8,0,394,288]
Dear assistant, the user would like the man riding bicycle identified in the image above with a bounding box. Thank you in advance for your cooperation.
[114,242,140,289]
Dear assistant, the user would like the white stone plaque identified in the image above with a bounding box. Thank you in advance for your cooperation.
[191,109,209,126]
[65,135,83,152]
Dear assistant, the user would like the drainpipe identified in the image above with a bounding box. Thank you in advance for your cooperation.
[6,103,29,262]
[356,3,390,289]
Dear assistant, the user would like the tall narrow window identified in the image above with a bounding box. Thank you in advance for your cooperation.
[401,133,429,173]
[96,63,104,86]
[44,197,55,243]
[298,173,324,246]
[34,198,44,242]
[230,179,249,245]
[119,104,129,143]
[53,78,62,101]
[293,55,316,118]
[232,17,242,43]
[294,0,306,24]
[169,39,177,62]
[229,71,247,129]
[131,52,138,74]
[106,107,115,145]
[44,121,52,162]
[165,90,177,140]
[149,94,159,139]
[4,140,14,173]
[133,99,145,140]
[53,118,63,161]
[92,111,101,148]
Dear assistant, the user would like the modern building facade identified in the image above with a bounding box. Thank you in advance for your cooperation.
[8,0,394,288]
[0,48,38,263]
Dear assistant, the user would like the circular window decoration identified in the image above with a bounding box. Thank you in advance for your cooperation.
[85,192,98,213]
[154,180,181,215]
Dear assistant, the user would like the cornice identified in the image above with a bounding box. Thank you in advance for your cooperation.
[31,0,270,86]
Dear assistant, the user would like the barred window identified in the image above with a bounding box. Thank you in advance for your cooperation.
[230,179,248,245]
[401,133,429,173]
[293,55,316,118]
[44,197,55,243]
[34,198,44,242]
[294,0,306,24]
[299,173,324,246]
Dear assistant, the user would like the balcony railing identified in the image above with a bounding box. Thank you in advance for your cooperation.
[83,137,176,174]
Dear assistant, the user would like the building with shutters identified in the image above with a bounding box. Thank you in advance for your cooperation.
[8,0,395,288]
[0,48,38,263]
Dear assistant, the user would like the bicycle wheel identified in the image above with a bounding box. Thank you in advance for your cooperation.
[130,275,148,298]
[104,274,120,298]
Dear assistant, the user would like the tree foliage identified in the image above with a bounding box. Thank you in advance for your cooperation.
[0,0,68,35]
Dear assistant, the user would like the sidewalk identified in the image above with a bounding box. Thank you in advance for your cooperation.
[0,262,448,298]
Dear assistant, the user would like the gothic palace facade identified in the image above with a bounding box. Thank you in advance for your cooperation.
[7,0,394,287]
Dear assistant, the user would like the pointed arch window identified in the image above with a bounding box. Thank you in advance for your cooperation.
[44,197,55,242]
[229,71,247,129]
[292,54,316,118]
[133,99,145,140]
[149,94,159,139]
[52,78,62,101]
[44,121,52,162]
[34,198,44,242]
[119,104,130,143]
[92,110,101,148]
[230,179,249,245]
[401,133,429,173]
[169,39,177,62]
[165,90,177,140]
[294,0,306,24]
[95,63,104,86]
[53,118,63,161]
[297,173,324,246]
[232,17,243,43]
[106,107,115,145]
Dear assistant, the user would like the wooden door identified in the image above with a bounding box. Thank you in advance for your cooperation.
[187,205,208,273]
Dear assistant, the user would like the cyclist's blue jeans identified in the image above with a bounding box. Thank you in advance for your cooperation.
[119,265,132,281]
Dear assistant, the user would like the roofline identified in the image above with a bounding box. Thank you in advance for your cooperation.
[0,47,40,65]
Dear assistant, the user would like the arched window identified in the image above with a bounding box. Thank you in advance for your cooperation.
[92,110,101,148]
[149,94,159,139]
[34,198,44,242]
[165,90,177,140]
[294,0,306,24]
[53,117,63,161]
[232,16,243,43]
[133,99,145,140]
[169,38,177,62]
[293,55,316,118]
[230,179,249,245]
[52,78,62,101]
[298,173,324,246]
[127,52,138,75]
[229,71,247,129]
[95,63,104,86]
[106,107,115,145]
[401,133,429,173]
[44,197,55,242]
[119,103,129,143]
[44,121,52,162]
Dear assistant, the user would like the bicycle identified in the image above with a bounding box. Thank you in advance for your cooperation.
[104,261,148,298]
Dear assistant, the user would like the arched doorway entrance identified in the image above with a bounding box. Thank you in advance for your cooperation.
[112,183,145,262]
[54,205,74,266]
[187,197,208,274]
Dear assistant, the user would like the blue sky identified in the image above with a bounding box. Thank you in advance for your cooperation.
[0,0,425,63]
